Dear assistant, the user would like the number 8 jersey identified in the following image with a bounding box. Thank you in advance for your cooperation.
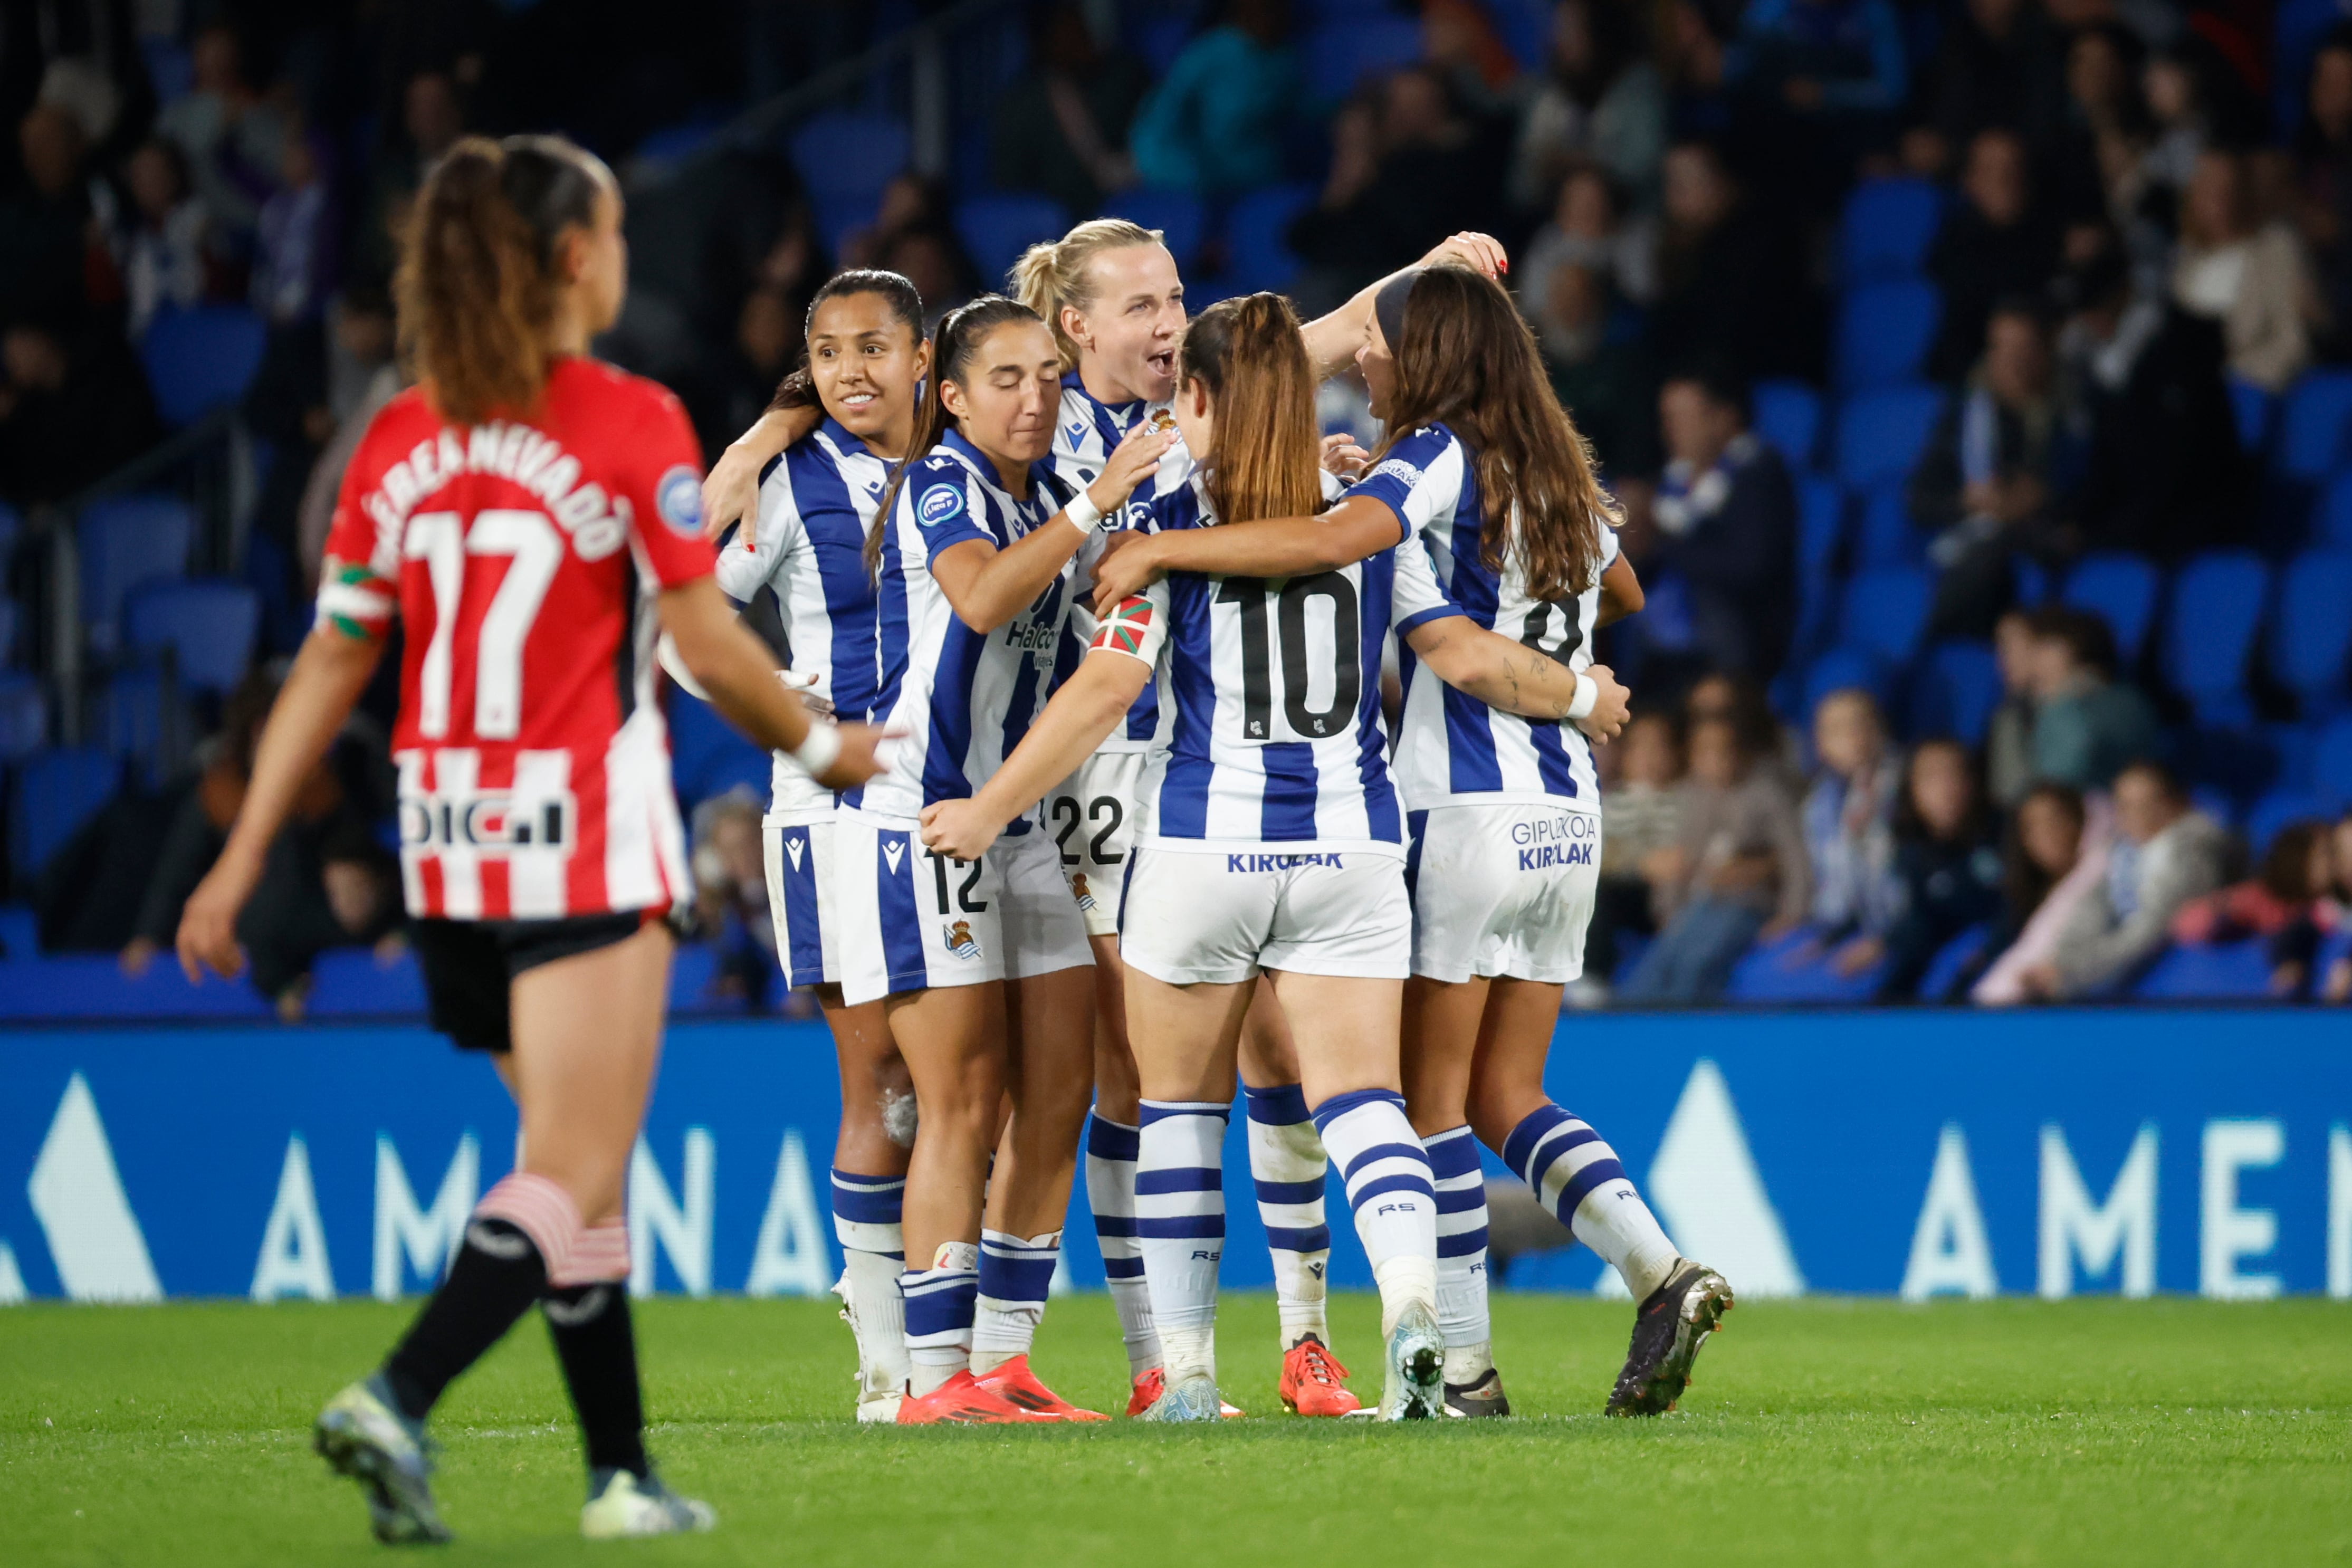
[318,359,716,921]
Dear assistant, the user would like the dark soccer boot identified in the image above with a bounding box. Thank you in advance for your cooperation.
[1606,1261,1734,1417]
[1443,1366,1512,1418]
[314,1374,451,1544]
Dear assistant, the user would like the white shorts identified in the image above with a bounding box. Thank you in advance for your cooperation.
[1117,844,1412,986]
[1046,749,1145,939]
[833,810,1093,1006]
[762,811,839,990]
[1407,801,1600,984]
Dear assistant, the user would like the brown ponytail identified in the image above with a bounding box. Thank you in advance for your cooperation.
[395,133,611,426]
[1177,293,1323,526]
[868,293,1045,573]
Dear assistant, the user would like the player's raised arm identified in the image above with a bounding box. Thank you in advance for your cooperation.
[1299,232,1508,376]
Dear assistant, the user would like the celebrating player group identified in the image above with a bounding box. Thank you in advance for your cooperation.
[176,128,1733,1544]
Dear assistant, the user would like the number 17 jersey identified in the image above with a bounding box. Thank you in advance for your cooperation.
[318,357,716,921]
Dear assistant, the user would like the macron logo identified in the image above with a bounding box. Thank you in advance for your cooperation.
[883,842,905,874]
[785,837,806,871]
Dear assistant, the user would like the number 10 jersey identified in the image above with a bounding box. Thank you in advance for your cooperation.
[318,358,716,921]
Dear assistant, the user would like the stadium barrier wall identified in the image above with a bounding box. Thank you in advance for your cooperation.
[2,1009,2346,1304]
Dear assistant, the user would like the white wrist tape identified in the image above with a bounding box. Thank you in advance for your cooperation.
[1063,490,1106,534]
[1566,673,1599,722]
[789,721,842,778]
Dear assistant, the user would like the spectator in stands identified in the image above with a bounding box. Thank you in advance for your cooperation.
[2059,243,2241,559]
[1129,0,1299,197]
[2024,604,2159,790]
[876,227,976,330]
[1803,688,1904,951]
[2170,148,2319,393]
[687,286,801,463]
[1928,128,2061,380]
[0,318,159,504]
[1643,367,1798,681]
[120,674,278,976]
[1925,0,2066,157]
[115,137,216,338]
[1650,139,1815,379]
[2048,23,2148,225]
[1984,606,2039,808]
[251,128,333,329]
[1660,0,1734,138]
[1686,667,1804,784]
[2,103,106,328]
[1584,710,1684,989]
[2324,812,2352,1002]
[2134,46,2209,224]
[2293,30,2352,360]
[1618,712,1811,1002]
[990,1,1151,219]
[691,789,778,1009]
[354,69,465,290]
[1288,65,1505,311]
[1533,262,1661,478]
[2016,758,2227,998]
[2169,819,2337,998]
[1910,300,2083,639]
[156,24,288,244]
[1729,0,1908,217]
[1510,0,1668,211]
[1866,738,2004,996]
[1970,780,2106,1000]
[244,808,404,1021]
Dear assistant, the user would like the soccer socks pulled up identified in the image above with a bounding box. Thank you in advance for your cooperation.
[1311,1090,1438,1337]
[543,1217,649,1480]
[1135,1101,1228,1385]
[900,1242,979,1398]
[1503,1104,1679,1302]
[972,1230,1060,1373]
[1242,1083,1332,1352]
[830,1170,910,1390]
[382,1172,581,1420]
[1423,1125,1491,1357]
[1085,1114,1162,1376]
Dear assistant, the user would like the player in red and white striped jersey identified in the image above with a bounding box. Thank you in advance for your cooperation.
[176,133,888,1545]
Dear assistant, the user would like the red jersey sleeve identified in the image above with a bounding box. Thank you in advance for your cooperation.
[315,409,405,640]
[620,385,717,588]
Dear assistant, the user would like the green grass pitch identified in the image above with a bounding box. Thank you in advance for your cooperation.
[5,1293,2349,1566]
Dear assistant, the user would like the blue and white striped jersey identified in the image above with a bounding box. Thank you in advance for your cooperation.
[713,417,890,816]
[1051,371,1191,752]
[856,429,1081,830]
[1112,474,1408,853]
[1360,422,1618,812]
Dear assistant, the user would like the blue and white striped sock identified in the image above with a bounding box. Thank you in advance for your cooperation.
[1503,1103,1679,1302]
[898,1241,979,1398]
[1423,1125,1491,1352]
[972,1229,1060,1371]
[1311,1088,1437,1335]
[1136,1099,1228,1384]
[1085,1114,1162,1375]
[1243,1083,1331,1351]
[830,1169,909,1388]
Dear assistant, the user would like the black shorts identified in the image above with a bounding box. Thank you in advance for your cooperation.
[410,912,652,1054]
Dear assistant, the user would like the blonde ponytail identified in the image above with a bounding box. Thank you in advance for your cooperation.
[1008,217,1162,369]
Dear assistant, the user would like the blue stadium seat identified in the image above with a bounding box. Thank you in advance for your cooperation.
[139,304,266,427]
[2060,552,2159,664]
[1854,482,1925,567]
[1223,183,1316,295]
[0,673,46,761]
[1917,922,1990,999]
[2263,718,2320,793]
[307,948,427,1017]
[2315,714,2352,808]
[2278,369,2352,479]
[1726,925,1883,1001]
[0,952,272,1019]
[1832,385,1943,490]
[94,664,175,785]
[2227,376,2275,455]
[1483,0,1552,72]
[1789,475,1848,664]
[1304,17,1422,101]
[667,940,750,1016]
[2315,468,2352,550]
[2134,940,2273,1000]
[789,112,910,202]
[78,494,194,657]
[1804,645,1893,712]
[2163,551,2269,726]
[1750,379,1821,469]
[0,597,15,669]
[1837,565,1933,665]
[1834,279,1940,391]
[955,195,1069,290]
[1908,640,2001,745]
[810,192,877,260]
[1101,189,1207,270]
[666,685,770,808]
[2012,554,2051,606]
[2244,789,2328,855]
[2271,549,2352,714]
[7,747,119,884]
[0,902,35,958]
[125,579,261,695]
[1838,178,1944,283]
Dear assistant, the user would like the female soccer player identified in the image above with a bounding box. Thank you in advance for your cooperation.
[842,293,1172,1422]
[921,293,1605,1421]
[1091,264,1730,1419]
[705,269,933,1421]
[176,136,889,1541]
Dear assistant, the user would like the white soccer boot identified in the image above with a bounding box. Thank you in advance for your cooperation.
[580,1468,716,1539]
[1376,1301,1446,1421]
[833,1270,906,1423]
